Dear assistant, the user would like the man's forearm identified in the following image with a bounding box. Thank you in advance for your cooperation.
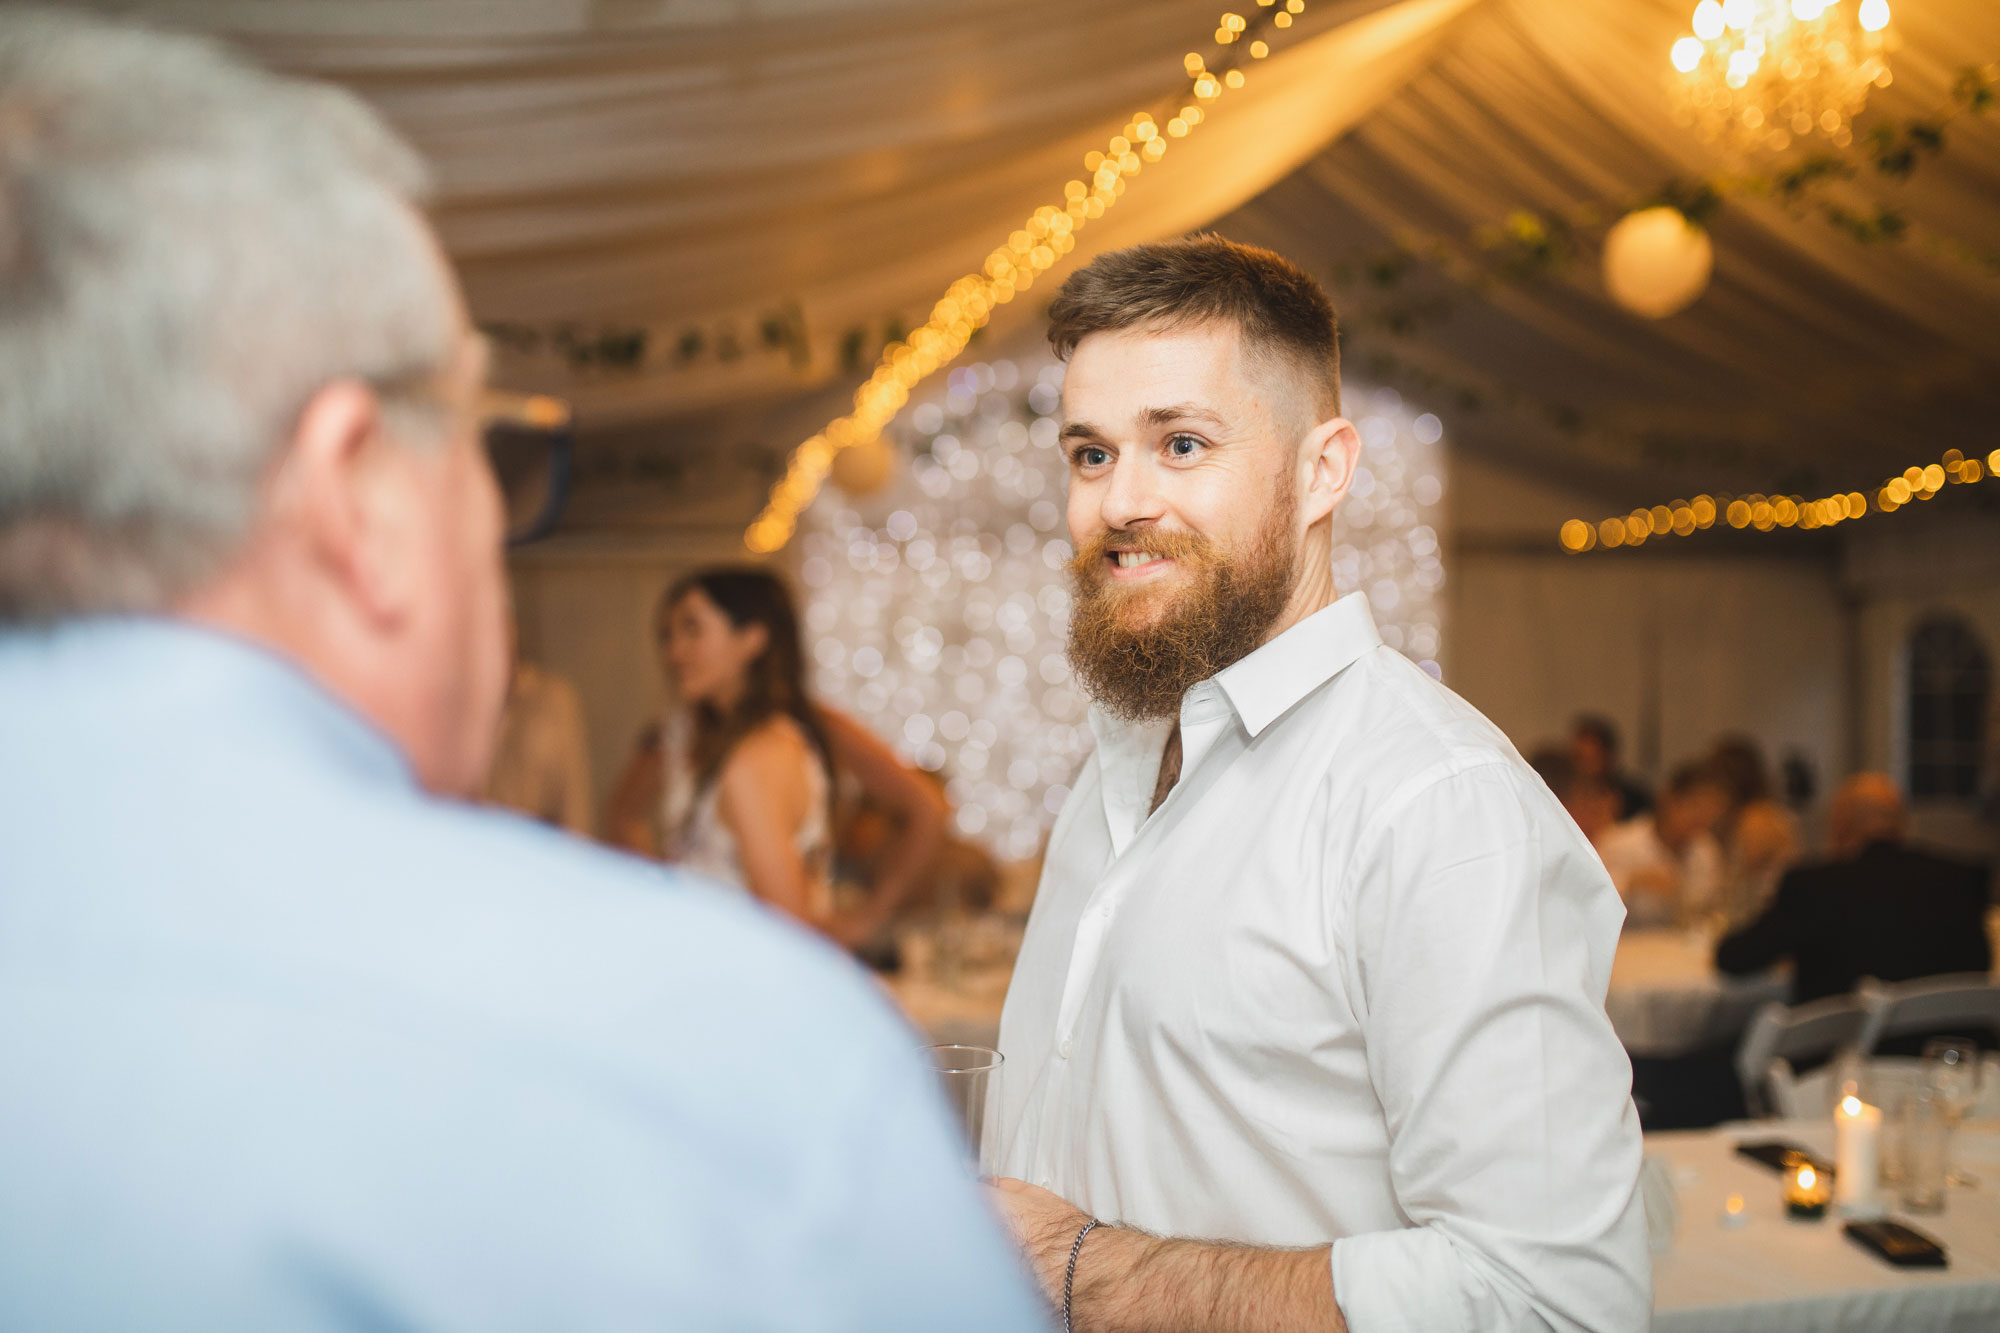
[1070,1224,1346,1333]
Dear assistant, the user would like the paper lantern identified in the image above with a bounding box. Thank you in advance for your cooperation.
[1602,207,1714,319]
[830,435,896,496]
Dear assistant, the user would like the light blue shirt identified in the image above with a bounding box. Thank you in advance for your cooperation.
[0,619,1049,1332]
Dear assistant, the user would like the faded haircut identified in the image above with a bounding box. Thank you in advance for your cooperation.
[1044,234,1341,423]
[0,7,459,621]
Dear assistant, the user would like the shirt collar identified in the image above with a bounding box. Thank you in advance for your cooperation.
[1,616,415,791]
[1085,592,1384,751]
[1214,591,1383,738]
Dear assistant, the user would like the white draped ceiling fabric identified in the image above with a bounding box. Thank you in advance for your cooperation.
[122,0,2000,507]
[1218,0,2000,501]
[132,0,1478,425]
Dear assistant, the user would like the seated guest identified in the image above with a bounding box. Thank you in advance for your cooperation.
[483,636,594,835]
[1595,762,1728,928]
[1530,745,1620,843]
[0,13,1044,1329]
[1717,773,1994,1004]
[1572,713,1652,819]
[605,568,946,947]
[1706,734,1801,929]
[834,770,1002,916]
[990,237,1647,1332]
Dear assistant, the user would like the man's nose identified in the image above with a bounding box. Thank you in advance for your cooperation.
[1098,453,1166,532]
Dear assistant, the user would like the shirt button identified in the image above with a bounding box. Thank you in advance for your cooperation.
[1058,1038,1073,1059]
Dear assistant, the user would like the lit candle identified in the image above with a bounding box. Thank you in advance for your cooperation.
[1835,1095,1884,1218]
[1783,1153,1830,1219]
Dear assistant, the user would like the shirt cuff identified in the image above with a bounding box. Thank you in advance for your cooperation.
[1330,1228,1472,1333]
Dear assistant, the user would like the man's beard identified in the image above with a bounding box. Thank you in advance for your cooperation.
[1065,481,1300,722]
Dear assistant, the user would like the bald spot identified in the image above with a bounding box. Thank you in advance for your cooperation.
[1830,772,1905,857]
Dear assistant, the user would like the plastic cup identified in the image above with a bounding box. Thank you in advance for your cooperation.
[927,1044,1003,1172]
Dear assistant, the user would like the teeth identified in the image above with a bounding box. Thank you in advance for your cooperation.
[1115,551,1161,569]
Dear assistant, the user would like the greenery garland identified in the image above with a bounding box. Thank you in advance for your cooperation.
[478,61,1992,410]
[1335,64,1995,310]
[1317,63,1996,482]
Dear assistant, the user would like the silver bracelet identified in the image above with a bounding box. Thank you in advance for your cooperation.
[1062,1218,1100,1333]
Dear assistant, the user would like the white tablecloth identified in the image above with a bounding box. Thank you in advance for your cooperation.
[1647,1119,2000,1332]
[1609,930,1790,1058]
[886,968,1006,1051]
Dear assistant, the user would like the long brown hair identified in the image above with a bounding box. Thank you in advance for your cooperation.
[660,566,831,789]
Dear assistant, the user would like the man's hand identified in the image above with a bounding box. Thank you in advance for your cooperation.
[988,1177,1095,1299]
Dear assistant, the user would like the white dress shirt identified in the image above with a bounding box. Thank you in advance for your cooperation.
[995,594,1650,1332]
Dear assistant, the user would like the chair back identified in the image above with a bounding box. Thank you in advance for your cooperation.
[1735,992,1876,1118]
[1769,1055,1926,1119]
[1868,974,2000,1049]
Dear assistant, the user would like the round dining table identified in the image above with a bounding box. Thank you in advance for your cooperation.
[1647,1118,2000,1332]
[1608,928,1790,1058]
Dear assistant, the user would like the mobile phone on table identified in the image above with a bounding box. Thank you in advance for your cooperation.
[1844,1220,1947,1268]
[1734,1140,1834,1175]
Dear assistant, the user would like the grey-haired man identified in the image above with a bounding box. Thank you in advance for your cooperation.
[0,11,1045,1330]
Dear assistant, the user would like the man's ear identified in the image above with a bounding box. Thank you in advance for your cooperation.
[1299,415,1361,526]
[273,379,417,631]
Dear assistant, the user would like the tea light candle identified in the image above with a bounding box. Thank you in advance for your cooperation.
[1720,1193,1748,1229]
[1835,1095,1884,1218]
[1783,1153,1829,1219]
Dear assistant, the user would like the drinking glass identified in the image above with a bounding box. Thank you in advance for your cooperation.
[1924,1037,1983,1187]
[1899,1086,1948,1214]
[928,1044,1003,1173]
[1879,1090,1909,1186]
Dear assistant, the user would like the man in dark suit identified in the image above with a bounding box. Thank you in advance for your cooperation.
[1716,773,1993,1004]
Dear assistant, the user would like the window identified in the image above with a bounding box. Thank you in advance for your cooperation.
[1906,616,1991,800]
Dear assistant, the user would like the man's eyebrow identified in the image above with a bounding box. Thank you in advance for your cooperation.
[1140,403,1227,429]
[1061,405,1228,444]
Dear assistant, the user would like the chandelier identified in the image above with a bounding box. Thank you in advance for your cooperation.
[1669,0,1894,152]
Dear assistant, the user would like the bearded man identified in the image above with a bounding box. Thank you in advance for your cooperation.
[989,237,1649,1333]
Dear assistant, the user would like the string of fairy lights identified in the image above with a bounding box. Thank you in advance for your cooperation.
[743,0,1313,554]
[1560,446,2000,552]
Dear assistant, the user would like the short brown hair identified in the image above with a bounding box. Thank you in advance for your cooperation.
[1045,234,1340,419]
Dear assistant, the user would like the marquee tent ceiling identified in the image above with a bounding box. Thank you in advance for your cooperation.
[1223,0,2000,507]
[106,0,2000,511]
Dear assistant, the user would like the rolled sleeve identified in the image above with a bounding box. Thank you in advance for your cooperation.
[1330,761,1650,1333]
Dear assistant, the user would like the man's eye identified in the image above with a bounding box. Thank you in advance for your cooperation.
[1167,434,1203,457]
[1075,447,1110,467]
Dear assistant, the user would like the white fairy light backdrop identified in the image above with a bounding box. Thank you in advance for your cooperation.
[795,353,1447,862]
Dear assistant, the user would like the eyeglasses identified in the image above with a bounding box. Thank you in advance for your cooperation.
[481,391,573,548]
[365,368,575,548]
